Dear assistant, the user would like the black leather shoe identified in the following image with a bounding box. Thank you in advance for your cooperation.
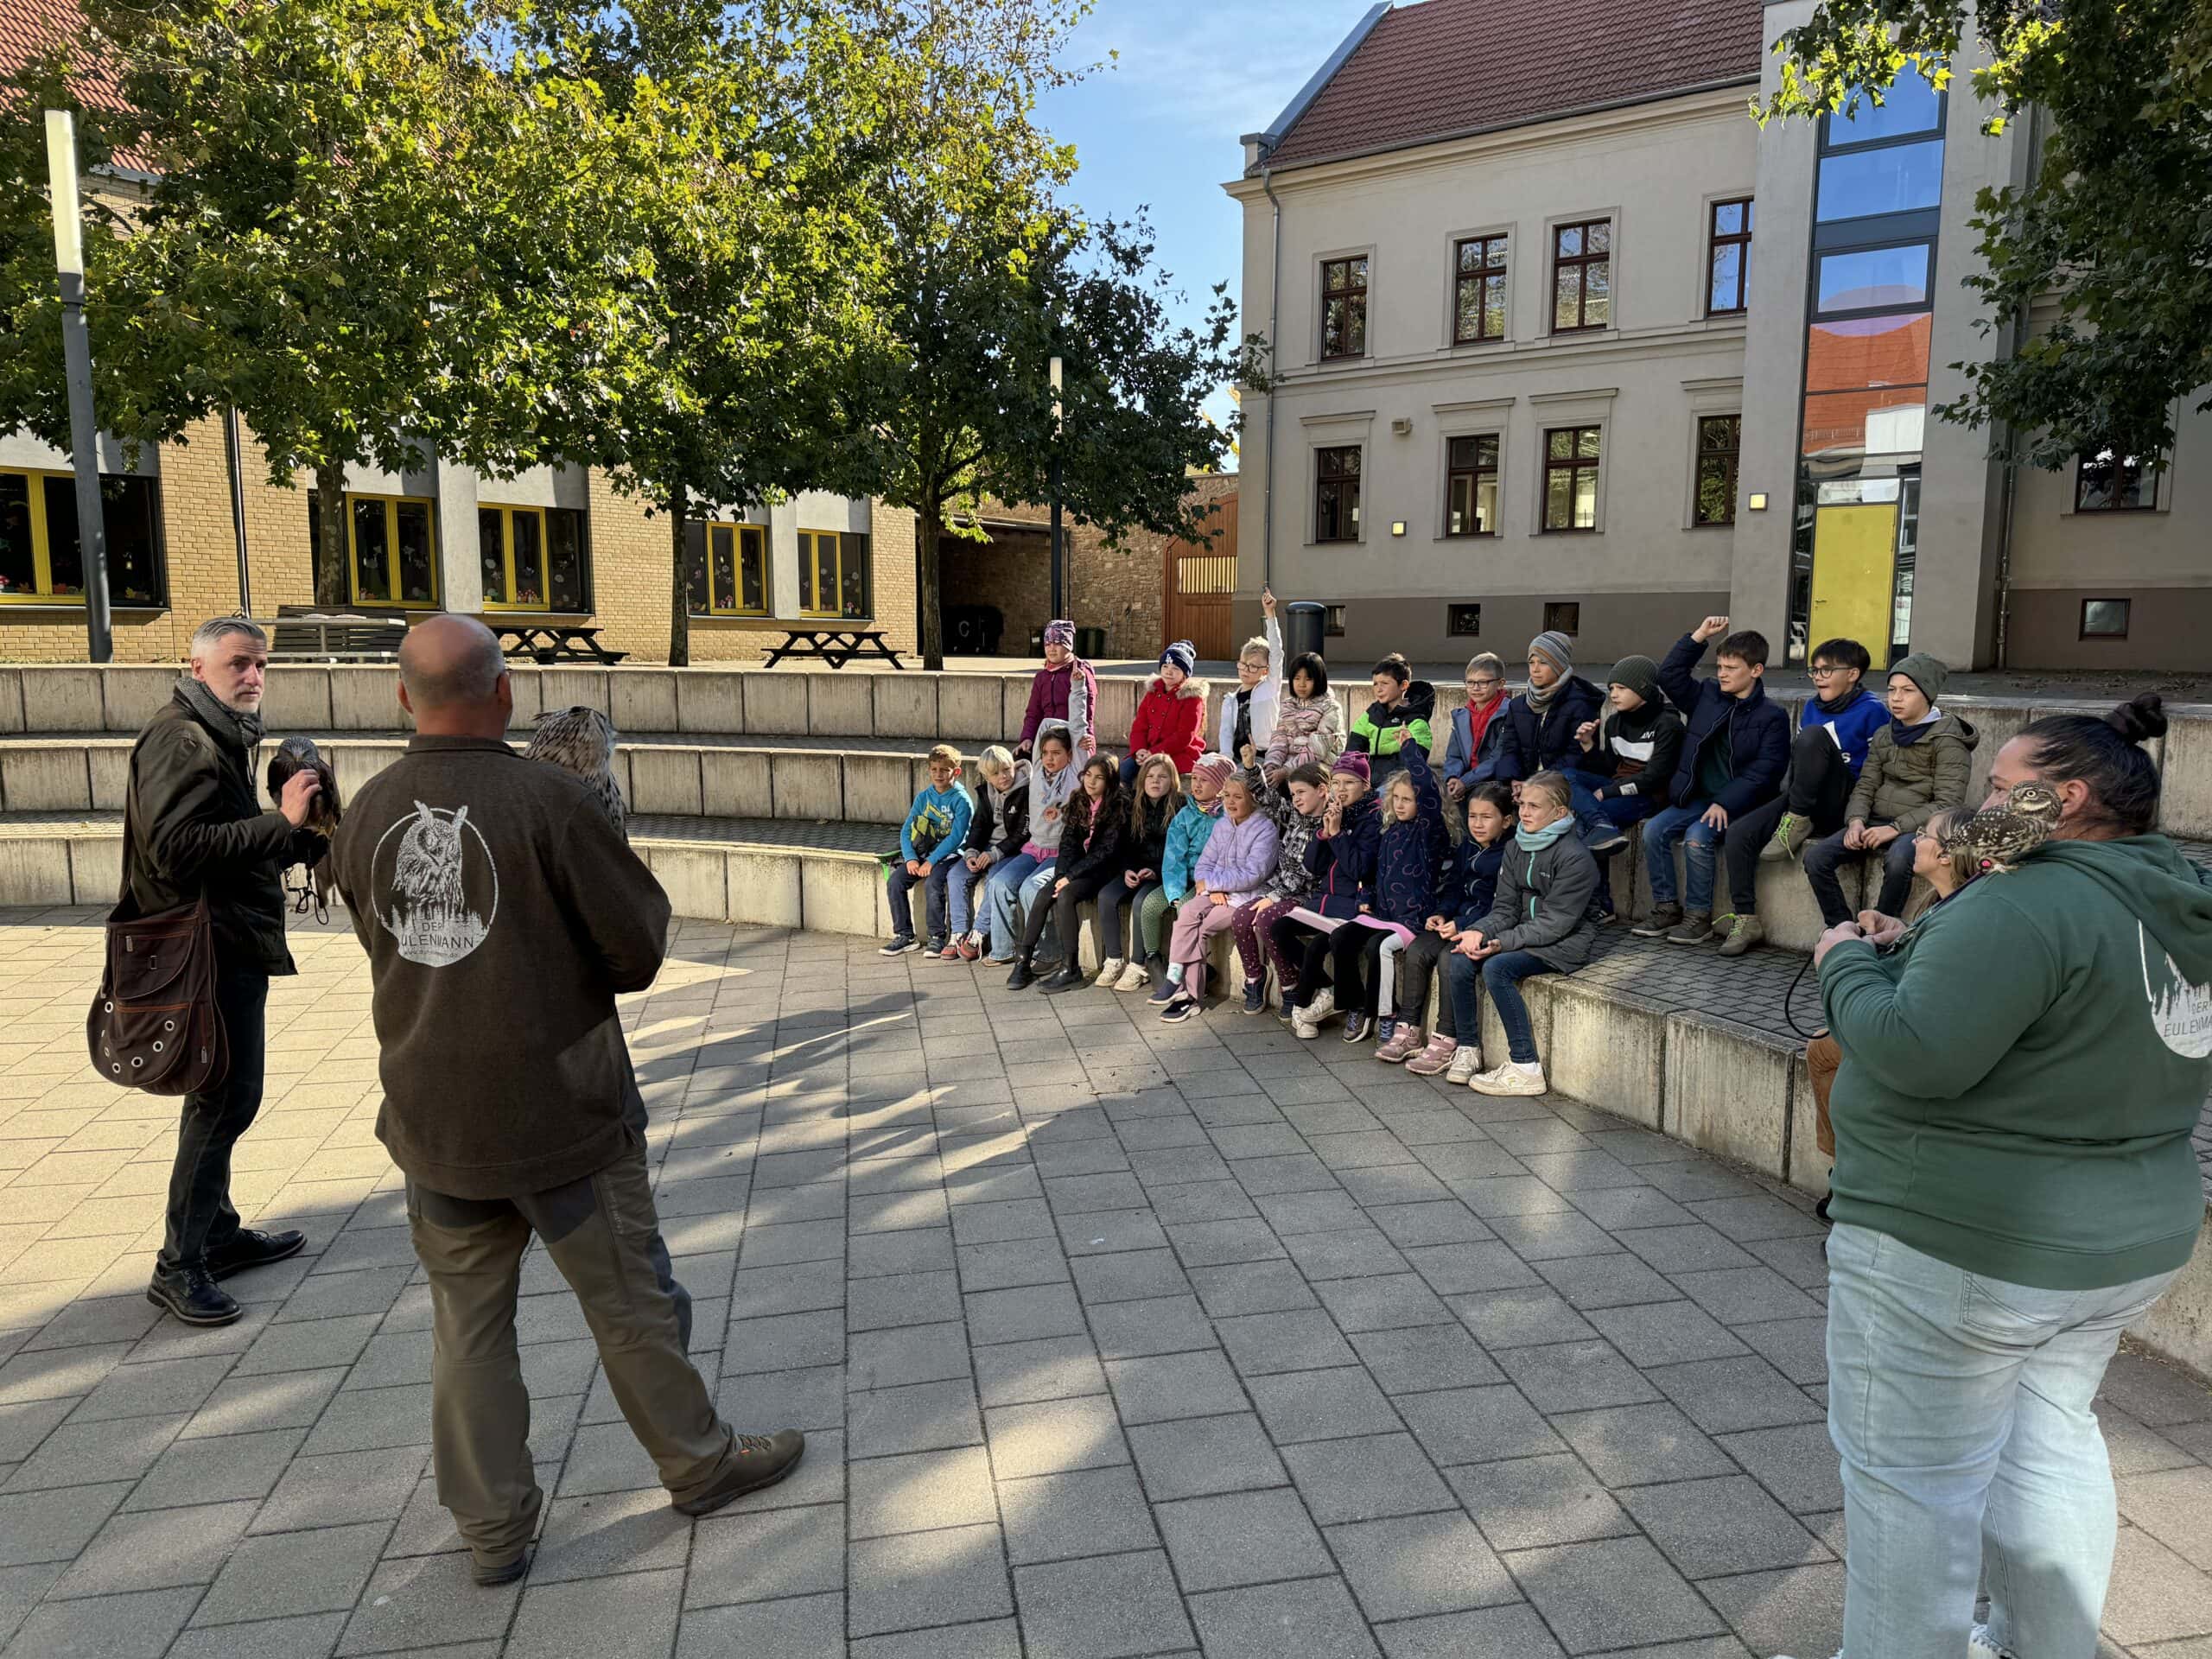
[673,1428,807,1516]
[147,1264,242,1326]
[472,1547,532,1586]
[1006,958,1036,990]
[1037,966,1086,994]
[207,1228,307,1281]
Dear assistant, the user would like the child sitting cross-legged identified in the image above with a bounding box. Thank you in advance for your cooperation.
[1322,738,1450,1046]
[1160,771,1280,1023]
[1389,781,1514,1077]
[1442,768,1602,1096]
[1094,754,1182,992]
[942,746,1027,962]
[1229,763,1331,1014]
[1009,754,1124,992]
[882,743,975,955]
[1140,753,1232,1001]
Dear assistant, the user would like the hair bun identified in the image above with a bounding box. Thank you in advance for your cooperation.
[2105,691,2168,745]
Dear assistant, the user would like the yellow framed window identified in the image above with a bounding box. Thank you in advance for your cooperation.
[798,529,870,619]
[478,505,548,608]
[0,467,165,605]
[346,493,439,607]
[683,520,769,616]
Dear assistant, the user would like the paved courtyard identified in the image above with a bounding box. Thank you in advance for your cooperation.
[3,906,2212,1659]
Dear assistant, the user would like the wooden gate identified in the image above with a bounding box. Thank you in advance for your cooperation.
[1161,496,1239,660]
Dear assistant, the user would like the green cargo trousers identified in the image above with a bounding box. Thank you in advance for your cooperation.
[405,1143,740,1567]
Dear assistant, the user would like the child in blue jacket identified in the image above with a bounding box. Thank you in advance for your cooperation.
[1141,753,1231,1001]
[884,744,976,954]
[1396,782,1515,1079]
[1330,741,1450,1047]
[1271,751,1381,1036]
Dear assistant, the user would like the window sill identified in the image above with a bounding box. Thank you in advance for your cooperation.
[1540,527,1603,535]
[2063,505,2166,518]
[1441,531,1500,541]
[1690,519,1736,530]
[1306,539,1364,550]
[0,601,168,614]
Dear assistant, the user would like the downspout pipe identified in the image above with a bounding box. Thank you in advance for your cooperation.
[1259,147,1282,586]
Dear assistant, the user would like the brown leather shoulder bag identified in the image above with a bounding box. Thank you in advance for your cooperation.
[86,797,230,1096]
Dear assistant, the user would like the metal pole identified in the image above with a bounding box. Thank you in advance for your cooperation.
[44,110,112,664]
[224,407,252,616]
[1048,354,1065,624]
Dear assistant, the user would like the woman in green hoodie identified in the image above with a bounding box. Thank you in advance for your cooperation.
[1802,693,2212,1659]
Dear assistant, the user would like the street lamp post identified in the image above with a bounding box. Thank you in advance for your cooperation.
[1048,353,1065,626]
[43,110,112,664]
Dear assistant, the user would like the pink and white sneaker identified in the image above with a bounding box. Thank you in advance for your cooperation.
[1403,1035,1459,1076]
[1375,1027,1424,1064]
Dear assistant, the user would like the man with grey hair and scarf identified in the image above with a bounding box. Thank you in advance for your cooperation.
[127,617,327,1326]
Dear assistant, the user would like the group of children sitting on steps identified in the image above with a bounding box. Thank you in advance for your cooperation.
[878,601,1976,1097]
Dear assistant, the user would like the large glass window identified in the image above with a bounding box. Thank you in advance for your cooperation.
[1445,435,1499,537]
[798,529,868,618]
[1817,142,1945,222]
[1314,447,1362,543]
[1551,219,1611,332]
[1542,427,1601,531]
[1321,256,1369,359]
[478,505,589,609]
[1707,200,1752,315]
[1452,235,1509,342]
[685,521,771,614]
[0,469,165,605]
[1807,312,1933,393]
[1694,416,1741,525]
[2075,449,2159,512]
[1827,64,1942,146]
[1816,244,1931,313]
[345,494,438,607]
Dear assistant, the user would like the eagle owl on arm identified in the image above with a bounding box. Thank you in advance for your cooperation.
[265,734,342,915]
[524,705,626,841]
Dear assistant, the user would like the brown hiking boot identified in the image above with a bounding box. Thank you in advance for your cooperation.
[1715,913,1764,957]
[673,1429,806,1517]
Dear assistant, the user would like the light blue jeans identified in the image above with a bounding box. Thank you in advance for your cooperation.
[944,856,990,937]
[1825,1222,2181,1659]
[1642,800,1720,912]
[982,853,1050,961]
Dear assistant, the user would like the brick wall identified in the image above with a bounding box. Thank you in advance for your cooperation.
[584,479,672,662]
[940,523,1052,654]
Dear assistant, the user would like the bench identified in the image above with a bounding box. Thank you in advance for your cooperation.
[268,606,410,663]
[492,621,628,665]
[761,628,906,671]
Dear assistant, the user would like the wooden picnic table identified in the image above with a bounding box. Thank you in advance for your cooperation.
[493,622,629,665]
[760,628,906,670]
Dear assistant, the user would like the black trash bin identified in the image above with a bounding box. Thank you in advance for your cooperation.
[1284,601,1326,663]
[1075,626,1107,660]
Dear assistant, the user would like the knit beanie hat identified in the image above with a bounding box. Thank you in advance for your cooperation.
[1189,753,1235,795]
[1890,652,1948,703]
[1160,639,1198,677]
[1043,620,1075,649]
[1332,751,1371,785]
[1529,631,1575,676]
[1607,654,1662,707]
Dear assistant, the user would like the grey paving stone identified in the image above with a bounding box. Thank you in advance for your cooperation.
[180,1369,346,1440]
[850,1187,951,1235]
[1685,1193,1827,1243]
[1483,1210,1624,1261]
[1448,1288,1598,1351]
[509,1565,684,1659]
[1495,1339,1663,1414]
[1698,1561,1847,1658]
[958,1240,1076,1293]
[232,1313,384,1376]
[51,1498,259,1597]
[1348,1325,1505,1395]
[848,1268,963,1332]
[1715,1422,1848,1514]
[3,1409,184,1491]
[1187,1575,1381,1659]
[1253,1189,1368,1236]
[1164,1218,1287,1268]
[965,1283,1087,1346]
[687,1498,846,1606]
[1216,1309,1358,1376]
[1014,1548,1196,1659]
[1188,1260,1320,1317]
[1395,1383,1565,1466]
[852,1618,1021,1659]
[66,1355,232,1423]
[849,1321,972,1392]
[849,1445,997,1538]
[1672,1265,1827,1325]
[1526,1252,1680,1312]
[1614,1224,1763,1274]
[1564,1187,1698,1230]
[1620,1474,1831,1578]
[730,1258,849,1320]
[985,1395,1129,1479]
[1104,1350,1249,1426]
[165,1612,352,1659]
[2102,1351,2212,1427]
[850,1522,1014,1637]
[674,1590,845,1659]
[722,1308,846,1375]
[1548,1399,1743,1490]
[335,1551,519,1655]
[2,1584,197,1658]
[1125,1411,1289,1501]
[1400,1242,1540,1296]
[1156,1485,1333,1591]
[191,1521,387,1624]
[1648,1357,1826,1434]
[849,1227,956,1278]
[719,1363,847,1433]
[737,1217,848,1268]
[850,1377,984,1457]
[1071,1249,1192,1306]
[1148,1180,1262,1224]
[972,1335,1108,1408]
[1732,1316,1829,1386]
[1585,1301,1750,1369]
[527,1487,691,1585]
[1055,1210,1171,1257]
[299,1381,434,1456]
[1245,1365,1403,1444]
[1281,1431,1457,1524]
[1446,1451,1637,1551]
[1507,1534,1730,1653]
[998,1465,1160,1565]
[1372,1604,1568,1659]
[1365,1199,1494,1249]
[251,1445,428,1532]
[1087,1294,1218,1359]
[1280,1228,1411,1281]
[1328,1509,1519,1621]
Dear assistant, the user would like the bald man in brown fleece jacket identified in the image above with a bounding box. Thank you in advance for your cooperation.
[332,616,801,1587]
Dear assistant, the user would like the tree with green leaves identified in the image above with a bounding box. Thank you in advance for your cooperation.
[1764,0,2211,470]
[786,0,1255,671]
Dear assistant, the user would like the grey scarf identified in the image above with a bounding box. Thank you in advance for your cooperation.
[177,675,264,751]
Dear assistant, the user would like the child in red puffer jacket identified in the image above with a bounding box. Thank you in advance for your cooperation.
[1121,640,1210,786]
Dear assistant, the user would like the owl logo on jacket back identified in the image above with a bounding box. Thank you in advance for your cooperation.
[370,801,499,966]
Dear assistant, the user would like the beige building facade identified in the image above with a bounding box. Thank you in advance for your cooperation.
[1230,0,2209,671]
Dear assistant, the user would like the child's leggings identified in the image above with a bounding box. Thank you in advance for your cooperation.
[1167,899,1240,999]
[1326,923,1391,1018]
[1230,898,1277,983]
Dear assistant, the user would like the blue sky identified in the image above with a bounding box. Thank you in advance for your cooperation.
[1039,0,1365,464]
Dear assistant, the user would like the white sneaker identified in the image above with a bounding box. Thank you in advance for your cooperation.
[1302,987,1336,1027]
[1444,1047,1483,1085]
[1112,961,1150,993]
[1095,957,1124,987]
[1292,1014,1322,1041]
[1469,1060,1546,1096]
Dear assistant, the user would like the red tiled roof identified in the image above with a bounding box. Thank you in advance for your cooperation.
[2,0,134,131]
[1262,0,1764,170]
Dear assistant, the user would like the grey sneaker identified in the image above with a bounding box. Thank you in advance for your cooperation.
[1664,911,1713,945]
[1716,912,1764,957]
[1630,901,1683,939]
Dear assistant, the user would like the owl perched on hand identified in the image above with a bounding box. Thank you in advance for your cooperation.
[524,705,626,841]
[265,735,342,914]
[1941,780,2063,875]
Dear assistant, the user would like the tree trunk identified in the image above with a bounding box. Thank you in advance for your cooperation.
[667,486,690,668]
[314,459,349,608]
[917,493,945,671]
